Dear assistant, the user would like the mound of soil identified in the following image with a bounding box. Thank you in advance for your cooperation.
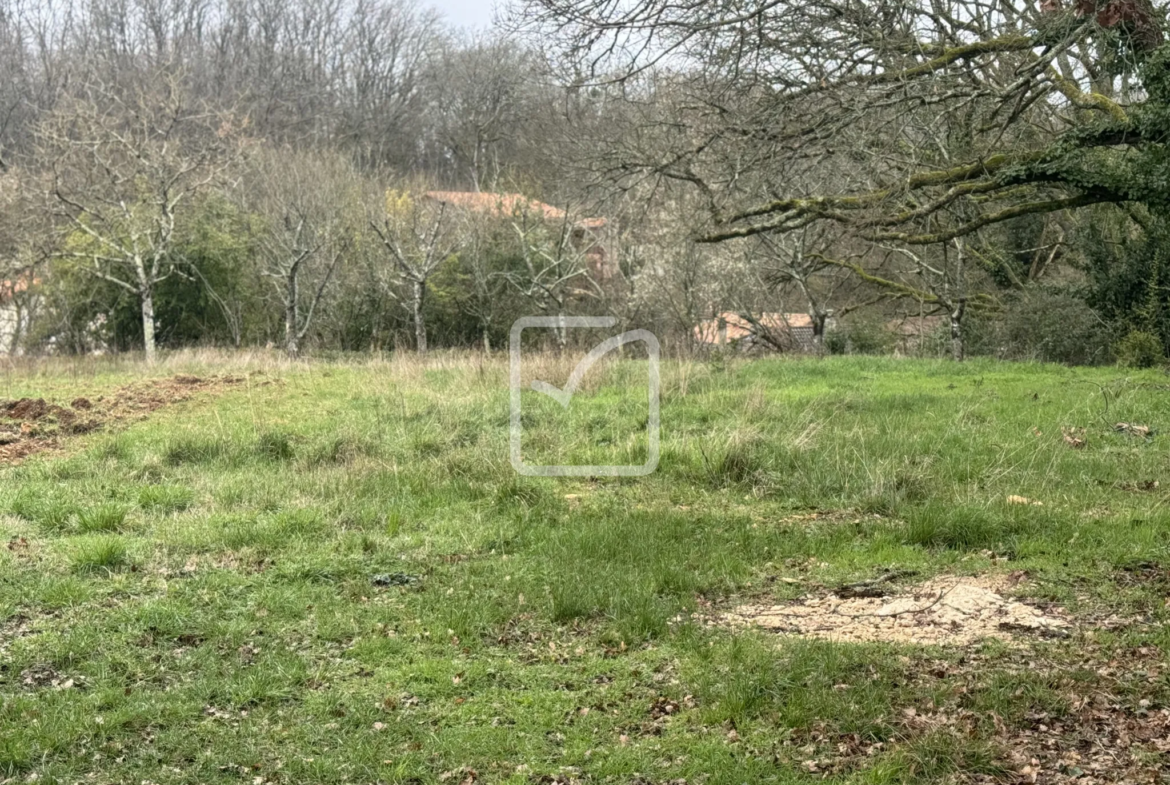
[0,374,244,465]
[719,573,1070,646]
[4,398,50,420]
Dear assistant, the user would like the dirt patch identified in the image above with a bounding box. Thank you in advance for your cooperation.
[719,573,1071,646]
[4,398,51,420]
[0,613,34,660]
[0,374,244,465]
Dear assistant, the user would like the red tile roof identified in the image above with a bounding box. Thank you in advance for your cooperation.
[694,312,813,344]
[0,276,33,304]
[425,191,607,229]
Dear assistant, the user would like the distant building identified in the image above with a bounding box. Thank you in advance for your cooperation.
[0,276,35,355]
[694,312,830,352]
[424,191,620,285]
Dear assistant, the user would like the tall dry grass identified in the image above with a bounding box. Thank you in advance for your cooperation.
[2,346,742,403]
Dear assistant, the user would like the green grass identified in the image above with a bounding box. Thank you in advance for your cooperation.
[1,353,1169,783]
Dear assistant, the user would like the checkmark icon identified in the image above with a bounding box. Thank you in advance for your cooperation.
[509,316,660,477]
[530,330,655,408]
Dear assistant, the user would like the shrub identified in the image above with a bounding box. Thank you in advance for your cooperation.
[965,290,1113,365]
[839,317,895,355]
[1116,329,1165,368]
[824,329,848,355]
[1000,290,1113,365]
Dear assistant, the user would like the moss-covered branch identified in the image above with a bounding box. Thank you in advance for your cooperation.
[1047,68,1129,123]
[726,151,1048,226]
[867,192,1113,244]
[817,256,1000,311]
[872,35,1037,84]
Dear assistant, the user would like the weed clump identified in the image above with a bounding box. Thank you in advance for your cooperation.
[255,430,295,461]
[70,536,133,574]
[137,484,195,513]
[77,504,129,533]
[164,436,229,466]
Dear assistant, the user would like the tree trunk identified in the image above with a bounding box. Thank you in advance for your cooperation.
[482,328,491,354]
[950,299,966,362]
[811,311,827,355]
[553,313,567,353]
[8,300,26,356]
[412,278,427,354]
[949,241,967,362]
[285,270,300,358]
[141,287,157,364]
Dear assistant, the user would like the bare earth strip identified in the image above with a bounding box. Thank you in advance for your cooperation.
[720,573,1072,646]
[0,373,245,464]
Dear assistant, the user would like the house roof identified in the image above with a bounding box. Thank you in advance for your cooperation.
[0,276,33,304]
[694,312,814,344]
[886,315,945,336]
[424,191,607,229]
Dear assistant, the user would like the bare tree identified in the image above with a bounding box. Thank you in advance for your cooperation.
[0,165,37,355]
[370,190,464,354]
[459,212,516,353]
[519,0,1170,323]
[507,205,603,351]
[36,71,243,362]
[759,229,883,352]
[339,0,440,169]
[424,35,537,191]
[886,241,971,362]
[620,187,747,350]
[248,147,360,357]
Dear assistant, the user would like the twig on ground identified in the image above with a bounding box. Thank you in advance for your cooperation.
[832,569,917,598]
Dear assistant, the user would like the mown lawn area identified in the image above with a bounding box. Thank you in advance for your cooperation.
[2,353,1169,784]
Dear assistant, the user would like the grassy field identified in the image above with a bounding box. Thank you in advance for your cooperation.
[2,351,1170,784]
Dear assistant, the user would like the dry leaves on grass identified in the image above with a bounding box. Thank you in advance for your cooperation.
[1114,422,1154,438]
[978,645,1170,785]
[719,573,1070,646]
[998,705,1170,785]
[1061,426,1086,449]
[1117,479,1160,493]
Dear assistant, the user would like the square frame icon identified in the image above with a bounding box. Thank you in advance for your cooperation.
[510,316,659,476]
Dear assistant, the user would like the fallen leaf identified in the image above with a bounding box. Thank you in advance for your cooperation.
[1117,479,1160,492]
[1061,426,1086,449]
[1007,495,1043,506]
[1115,422,1154,438]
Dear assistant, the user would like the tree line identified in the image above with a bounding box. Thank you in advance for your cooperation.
[2,0,1169,364]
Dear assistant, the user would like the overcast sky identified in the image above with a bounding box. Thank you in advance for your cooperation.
[427,0,498,30]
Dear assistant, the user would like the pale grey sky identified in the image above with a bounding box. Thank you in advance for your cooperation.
[427,0,498,29]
